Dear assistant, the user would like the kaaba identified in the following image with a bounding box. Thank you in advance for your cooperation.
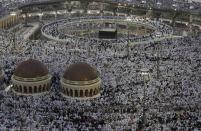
[99,29,117,39]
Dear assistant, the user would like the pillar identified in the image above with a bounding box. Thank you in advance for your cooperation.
[25,13,28,26]
[37,86,39,93]
[100,4,104,16]
[54,11,57,20]
[189,14,193,32]
[11,16,14,27]
[5,19,7,29]
[39,15,43,21]
[9,17,11,27]
[22,86,24,93]
[7,18,9,28]
[16,15,19,24]
[2,21,4,29]
[71,89,74,97]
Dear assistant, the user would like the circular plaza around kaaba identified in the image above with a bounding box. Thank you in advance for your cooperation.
[41,16,173,43]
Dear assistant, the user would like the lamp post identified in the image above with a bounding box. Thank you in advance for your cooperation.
[140,68,150,126]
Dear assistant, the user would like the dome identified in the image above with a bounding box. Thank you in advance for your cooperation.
[14,59,48,78]
[63,62,99,81]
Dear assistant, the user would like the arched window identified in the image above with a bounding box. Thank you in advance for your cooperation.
[66,89,69,96]
[29,86,32,93]
[43,84,46,92]
[63,87,66,93]
[85,90,89,97]
[14,85,17,92]
[19,86,22,92]
[70,89,73,97]
[24,86,27,93]
[75,90,78,97]
[34,86,37,93]
[80,90,83,97]
[89,89,93,97]
[93,89,96,95]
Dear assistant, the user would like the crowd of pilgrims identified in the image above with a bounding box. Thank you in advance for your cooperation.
[0,25,201,130]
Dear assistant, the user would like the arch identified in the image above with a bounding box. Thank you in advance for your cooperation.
[75,90,78,97]
[29,86,32,93]
[64,87,66,94]
[43,84,46,92]
[80,90,83,97]
[19,85,22,92]
[24,86,27,93]
[34,86,37,93]
[85,90,89,97]
[93,89,96,95]
[62,87,65,94]
[70,89,73,97]
[66,88,69,96]
[47,83,50,90]
[15,85,18,92]
[89,89,93,97]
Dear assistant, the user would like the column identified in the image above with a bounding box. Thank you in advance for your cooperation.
[9,17,11,28]
[16,15,19,24]
[37,86,39,93]
[2,21,4,28]
[22,86,24,93]
[100,4,104,16]
[32,86,34,94]
[5,19,7,29]
[6,18,9,28]
[73,89,75,97]
[54,11,57,20]
[189,14,193,32]
[39,14,43,21]
[25,13,28,26]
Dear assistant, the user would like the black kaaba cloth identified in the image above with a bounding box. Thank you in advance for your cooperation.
[99,29,117,39]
